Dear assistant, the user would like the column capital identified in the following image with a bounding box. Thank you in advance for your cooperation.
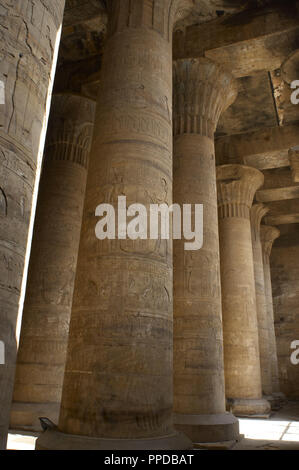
[173,57,237,137]
[251,203,270,242]
[217,165,264,219]
[46,94,96,169]
[107,0,193,42]
[289,148,299,183]
[260,226,280,264]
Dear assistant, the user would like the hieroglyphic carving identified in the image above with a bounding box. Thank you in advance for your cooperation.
[99,112,172,148]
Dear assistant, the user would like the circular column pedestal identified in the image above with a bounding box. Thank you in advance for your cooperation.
[36,429,192,450]
[174,412,239,443]
[227,398,271,417]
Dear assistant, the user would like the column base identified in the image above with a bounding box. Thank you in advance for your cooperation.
[268,393,287,411]
[36,428,193,450]
[10,403,60,432]
[174,412,240,443]
[227,398,271,417]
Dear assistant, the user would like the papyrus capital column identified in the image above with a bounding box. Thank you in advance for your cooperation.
[251,204,273,399]
[173,58,238,138]
[217,165,271,417]
[11,94,96,431]
[173,58,239,444]
[251,204,269,243]
[37,0,191,451]
[289,148,299,183]
[261,226,280,266]
[260,225,284,404]
[0,0,65,449]
[217,165,264,220]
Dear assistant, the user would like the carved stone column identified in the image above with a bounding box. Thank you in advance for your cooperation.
[37,0,192,451]
[0,0,65,449]
[251,204,273,399]
[173,58,239,444]
[260,226,285,406]
[217,165,271,417]
[10,94,96,431]
[289,148,299,183]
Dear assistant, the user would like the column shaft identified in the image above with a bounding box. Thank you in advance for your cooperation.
[173,58,239,443]
[217,165,270,417]
[11,94,96,431]
[251,204,273,398]
[37,0,191,451]
[0,0,65,449]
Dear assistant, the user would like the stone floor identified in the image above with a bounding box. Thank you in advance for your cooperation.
[234,401,299,450]
[6,401,299,450]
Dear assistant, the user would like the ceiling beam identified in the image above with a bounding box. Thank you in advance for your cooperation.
[216,124,299,170]
[174,2,299,77]
[257,185,299,203]
[265,213,299,225]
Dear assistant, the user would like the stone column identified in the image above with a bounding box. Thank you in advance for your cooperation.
[251,204,273,399]
[172,58,239,444]
[217,165,271,417]
[260,225,285,405]
[0,0,65,449]
[37,0,191,451]
[10,94,96,431]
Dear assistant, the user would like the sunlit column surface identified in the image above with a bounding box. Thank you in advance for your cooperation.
[0,0,65,449]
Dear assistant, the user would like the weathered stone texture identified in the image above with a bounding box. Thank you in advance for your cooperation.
[10,94,96,431]
[0,0,65,449]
